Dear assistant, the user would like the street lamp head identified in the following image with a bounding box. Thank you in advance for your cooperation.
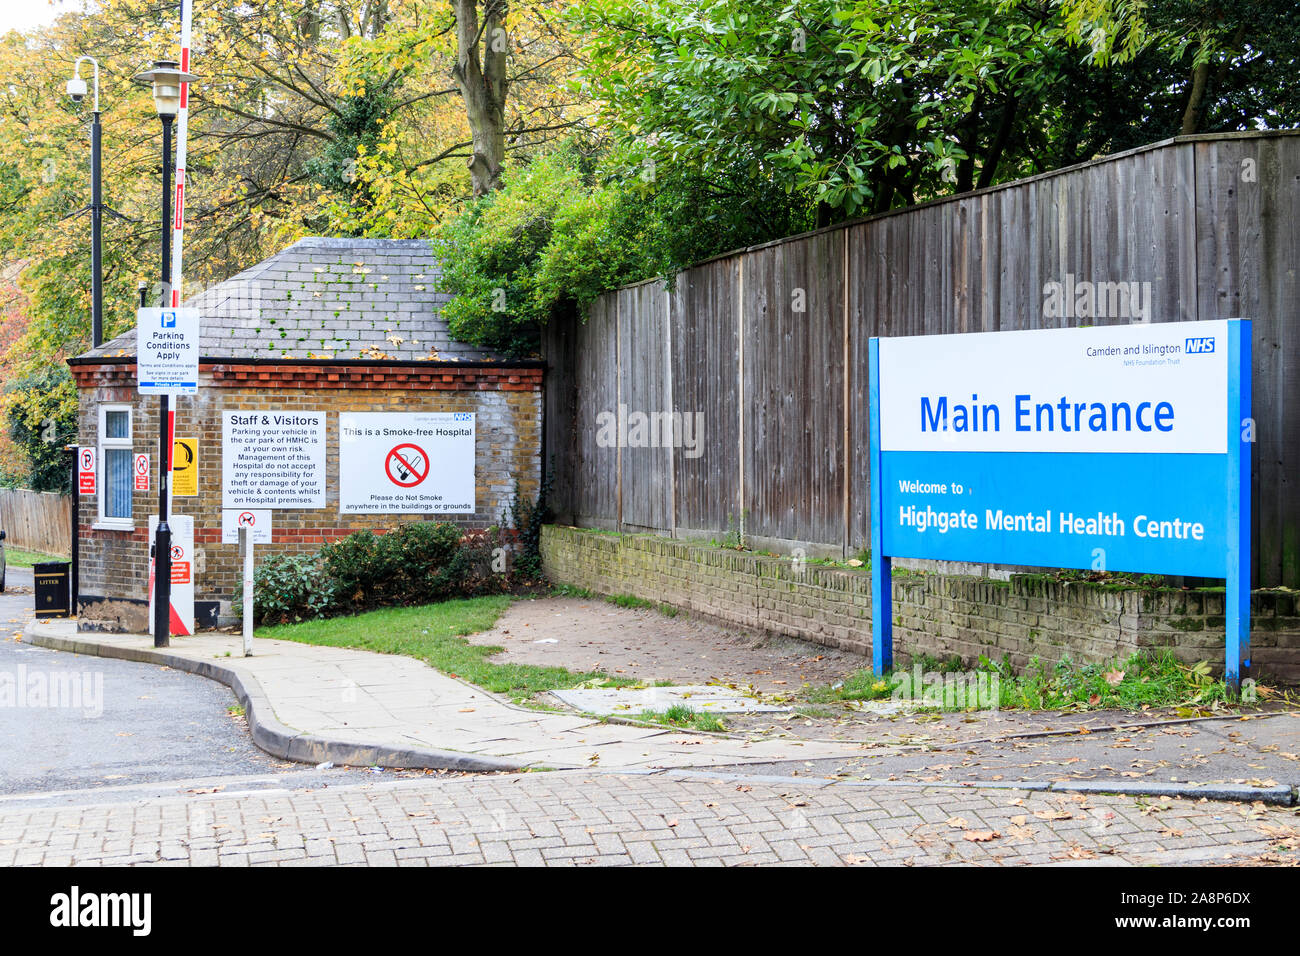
[131,59,197,119]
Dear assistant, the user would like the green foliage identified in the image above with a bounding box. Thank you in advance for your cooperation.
[506,469,554,579]
[247,553,340,626]
[251,522,527,624]
[3,367,77,492]
[321,522,502,613]
[637,704,728,732]
[305,79,401,232]
[432,147,593,353]
[807,649,1245,713]
[607,593,655,610]
[985,650,1237,711]
[433,141,814,353]
[571,0,1300,221]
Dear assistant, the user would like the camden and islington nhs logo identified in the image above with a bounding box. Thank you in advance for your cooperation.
[1186,336,1216,354]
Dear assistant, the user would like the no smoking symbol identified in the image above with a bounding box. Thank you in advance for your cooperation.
[385,443,428,488]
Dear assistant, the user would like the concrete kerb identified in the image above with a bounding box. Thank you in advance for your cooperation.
[21,621,526,774]
[20,620,1300,806]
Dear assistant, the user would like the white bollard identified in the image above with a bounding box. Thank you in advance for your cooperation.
[240,525,254,656]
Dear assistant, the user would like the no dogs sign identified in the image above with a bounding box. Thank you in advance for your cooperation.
[338,412,475,515]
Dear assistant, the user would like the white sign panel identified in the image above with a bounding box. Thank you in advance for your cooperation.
[137,307,200,394]
[222,508,272,544]
[148,513,194,637]
[339,412,475,514]
[877,319,1228,455]
[222,411,326,508]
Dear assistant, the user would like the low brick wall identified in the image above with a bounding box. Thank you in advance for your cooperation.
[541,526,1300,682]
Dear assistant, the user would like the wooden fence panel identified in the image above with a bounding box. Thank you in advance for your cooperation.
[568,296,620,529]
[0,489,71,557]
[671,258,741,537]
[617,282,673,532]
[740,231,847,548]
[544,132,1300,586]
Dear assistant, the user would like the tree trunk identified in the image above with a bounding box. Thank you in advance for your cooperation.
[1180,60,1211,135]
[977,94,1017,190]
[452,0,509,196]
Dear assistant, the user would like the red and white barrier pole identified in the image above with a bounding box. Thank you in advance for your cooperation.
[167,0,192,516]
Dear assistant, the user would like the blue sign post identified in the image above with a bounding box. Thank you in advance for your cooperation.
[868,319,1252,688]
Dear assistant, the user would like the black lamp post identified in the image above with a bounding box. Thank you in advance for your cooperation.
[66,57,103,349]
[133,59,196,649]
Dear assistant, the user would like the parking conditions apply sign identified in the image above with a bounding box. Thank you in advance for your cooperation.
[339,412,475,514]
[137,307,199,395]
[868,319,1252,683]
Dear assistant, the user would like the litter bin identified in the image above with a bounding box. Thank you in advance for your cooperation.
[33,561,71,619]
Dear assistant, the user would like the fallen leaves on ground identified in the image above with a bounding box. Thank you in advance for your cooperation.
[1033,809,1073,821]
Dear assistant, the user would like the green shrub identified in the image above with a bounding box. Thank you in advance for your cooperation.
[385,521,465,601]
[253,522,529,624]
[322,522,507,611]
[248,553,338,625]
[321,529,395,609]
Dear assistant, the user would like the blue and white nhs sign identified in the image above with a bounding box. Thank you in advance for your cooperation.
[868,318,1252,682]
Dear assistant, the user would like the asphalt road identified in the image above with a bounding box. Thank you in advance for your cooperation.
[0,567,327,795]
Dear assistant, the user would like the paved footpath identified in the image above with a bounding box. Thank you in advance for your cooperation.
[2,768,1295,867]
[15,620,1300,867]
[24,624,869,771]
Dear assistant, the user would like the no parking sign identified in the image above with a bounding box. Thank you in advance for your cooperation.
[77,447,96,495]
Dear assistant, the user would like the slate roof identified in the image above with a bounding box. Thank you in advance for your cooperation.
[77,237,502,363]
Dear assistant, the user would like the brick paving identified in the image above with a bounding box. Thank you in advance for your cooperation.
[1,771,1294,867]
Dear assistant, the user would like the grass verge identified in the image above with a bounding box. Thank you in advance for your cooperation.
[637,704,727,733]
[258,597,636,699]
[806,649,1269,713]
[5,547,66,569]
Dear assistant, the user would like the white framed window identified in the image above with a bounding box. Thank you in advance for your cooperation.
[98,405,133,527]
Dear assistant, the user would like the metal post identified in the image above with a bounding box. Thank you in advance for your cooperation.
[90,109,103,349]
[67,447,79,616]
[240,526,253,656]
[868,337,893,675]
[152,114,174,649]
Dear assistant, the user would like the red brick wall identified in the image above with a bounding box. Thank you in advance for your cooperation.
[73,361,543,631]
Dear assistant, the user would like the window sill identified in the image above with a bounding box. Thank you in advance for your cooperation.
[91,521,135,533]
